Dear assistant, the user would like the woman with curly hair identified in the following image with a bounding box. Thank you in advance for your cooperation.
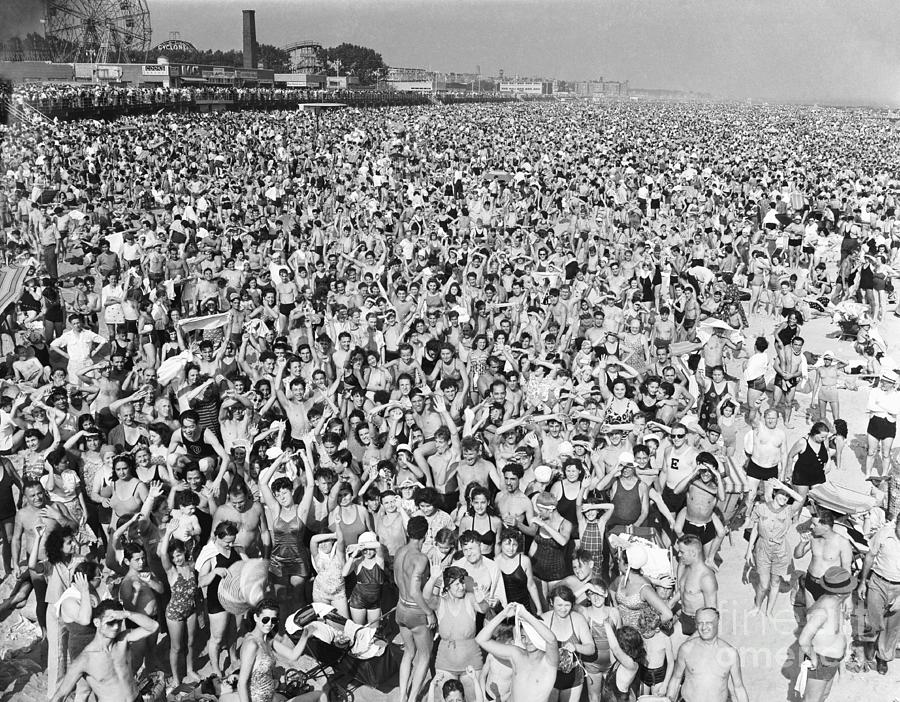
[43,524,80,693]
[600,623,646,702]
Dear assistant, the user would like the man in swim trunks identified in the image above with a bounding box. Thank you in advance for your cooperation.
[793,512,852,607]
[742,409,786,519]
[672,453,726,562]
[49,600,159,702]
[773,336,808,426]
[394,516,436,702]
[672,535,718,639]
[666,607,749,702]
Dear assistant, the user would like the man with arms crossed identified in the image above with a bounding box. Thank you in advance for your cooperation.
[49,599,159,702]
[665,607,749,702]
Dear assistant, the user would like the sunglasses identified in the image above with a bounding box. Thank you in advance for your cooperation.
[258,616,277,625]
[672,433,687,438]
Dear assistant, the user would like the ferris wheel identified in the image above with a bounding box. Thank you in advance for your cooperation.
[45,0,152,63]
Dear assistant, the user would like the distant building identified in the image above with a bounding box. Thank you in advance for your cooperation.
[273,73,326,89]
[499,80,552,95]
[387,66,431,82]
[326,76,358,89]
[575,80,629,97]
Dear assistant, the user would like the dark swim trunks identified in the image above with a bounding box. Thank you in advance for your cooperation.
[396,598,429,629]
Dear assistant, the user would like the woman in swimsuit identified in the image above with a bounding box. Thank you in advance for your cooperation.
[329,483,374,547]
[425,565,490,683]
[197,521,244,679]
[530,492,574,604]
[258,449,315,611]
[786,421,831,501]
[103,454,149,528]
[457,485,501,557]
[158,526,199,689]
[343,531,385,626]
[540,584,596,702]
[600,379,638,431]
[611,547,673,630]
[495,526,543,614]
[578,578,622,702]
[227,599,322,702]
[601,621,645,702]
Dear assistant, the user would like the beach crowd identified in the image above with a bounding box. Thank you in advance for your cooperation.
[0,95,898,702]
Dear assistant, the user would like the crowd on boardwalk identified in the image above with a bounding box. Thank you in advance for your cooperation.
[0,97,898,702]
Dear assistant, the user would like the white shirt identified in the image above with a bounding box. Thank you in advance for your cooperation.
[50,328,105,365]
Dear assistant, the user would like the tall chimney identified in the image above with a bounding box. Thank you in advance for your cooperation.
[242,10,258,69]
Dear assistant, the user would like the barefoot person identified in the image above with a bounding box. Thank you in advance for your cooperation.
[394,515,436,702]
[665,607,750,702]
[476,601,560,702]
[49,600,160,702]
[797,567,855,702]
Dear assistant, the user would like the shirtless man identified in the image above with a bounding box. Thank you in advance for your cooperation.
[0,480,75,635]
[211,480,269,557]
[665,607,750,702]
[49,600,160,702]
[773,336,808,426]
[672,535,719,639]
[701,329,737,379]
[672,453,727,562]
[394,516,436,702]
[793,511,852,607]
[450,436,500,509]
[476,601,559,702]
[797,567,854,702]
[743,408,787,518]
[494,463,536,536]
[414,424,460,513]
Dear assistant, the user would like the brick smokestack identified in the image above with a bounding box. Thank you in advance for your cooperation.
[242,10,258,69]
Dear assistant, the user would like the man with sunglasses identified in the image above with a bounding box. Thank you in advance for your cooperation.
[49,600,159,702]
[658,423,698,521]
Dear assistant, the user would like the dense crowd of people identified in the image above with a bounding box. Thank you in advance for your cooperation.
[0,97,898,702]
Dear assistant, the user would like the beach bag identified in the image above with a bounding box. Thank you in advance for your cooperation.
[558,647,580,674]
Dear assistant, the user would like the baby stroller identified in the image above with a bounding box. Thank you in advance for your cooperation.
[282,604,401,702]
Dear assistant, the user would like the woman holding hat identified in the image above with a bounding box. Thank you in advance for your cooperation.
[530,491,573,601]
[797,566,855,702]
[343,530,385,626]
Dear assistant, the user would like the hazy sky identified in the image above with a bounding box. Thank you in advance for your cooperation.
[8,0,900,104]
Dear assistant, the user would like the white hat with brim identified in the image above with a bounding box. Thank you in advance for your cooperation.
[356,532,381,551]
[534,465,553,483]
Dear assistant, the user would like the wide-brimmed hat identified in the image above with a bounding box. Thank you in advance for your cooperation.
[820,566,856,595]
[356,532,381,551]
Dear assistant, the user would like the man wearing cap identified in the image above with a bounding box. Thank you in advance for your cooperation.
[666,607,749,702]
[858,513,900,675]
[798,567,855,699]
